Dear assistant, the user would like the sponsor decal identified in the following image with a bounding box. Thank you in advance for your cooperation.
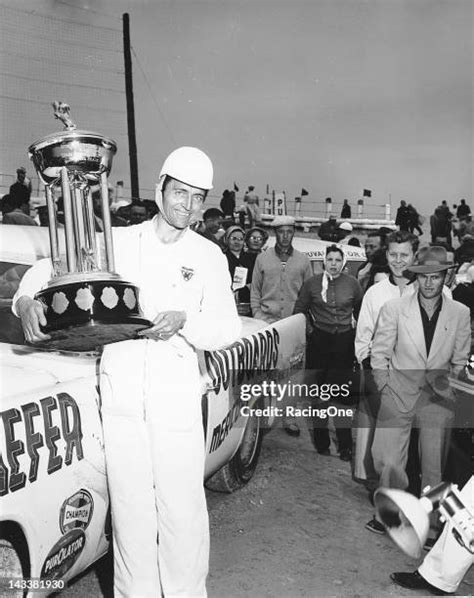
[40,529,85,580]
[181,266,194,281]
[209,401,242,453]
[0,393,84,496]
[204,328,280,396]
[60,489,94,534]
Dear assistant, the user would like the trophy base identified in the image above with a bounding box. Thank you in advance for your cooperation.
[35,279,153,352]
[33,320,151,352]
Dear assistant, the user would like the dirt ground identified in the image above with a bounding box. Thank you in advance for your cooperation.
[60,425,474,598]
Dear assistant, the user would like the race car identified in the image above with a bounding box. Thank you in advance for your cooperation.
[0,225,306,596]
[268,234,367,278]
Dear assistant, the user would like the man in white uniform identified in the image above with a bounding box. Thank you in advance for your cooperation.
[391,476,473,595]
[13,147,241,597]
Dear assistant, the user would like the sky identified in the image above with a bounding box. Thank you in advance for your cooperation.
[0,0,472,218]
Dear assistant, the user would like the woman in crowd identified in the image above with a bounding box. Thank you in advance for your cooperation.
[294,245,363,461]
[244,226,269,279]
[223,225,253,308]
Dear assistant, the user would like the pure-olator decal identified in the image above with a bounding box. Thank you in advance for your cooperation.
[41,529,86,580]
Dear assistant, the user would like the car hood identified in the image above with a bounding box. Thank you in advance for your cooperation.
[0,343,98,400]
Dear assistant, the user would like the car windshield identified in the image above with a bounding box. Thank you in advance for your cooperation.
[0,261,32,345]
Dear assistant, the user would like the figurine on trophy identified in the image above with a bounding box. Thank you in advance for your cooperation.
[26,101,152,351]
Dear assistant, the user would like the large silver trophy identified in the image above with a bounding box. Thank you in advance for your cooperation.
[28,102,152,351]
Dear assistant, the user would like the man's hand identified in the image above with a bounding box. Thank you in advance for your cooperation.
[137,310,187,342]
[17,296,51,343]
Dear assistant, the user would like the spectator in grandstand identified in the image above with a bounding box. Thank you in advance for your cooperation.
[453,263,474,341]
[395,200,411,231]
[357,232,385,292]
[294,244,363,461]
[220,189,236,220]
[347,237,361,247]
[244,186,262,228]
[430,207,452,245]
[456,198,471,221]
[9,166,32,207]
[198,207,225,249]
[407,203,423,235]
[91,188,128,229]
[337,221,355,244]
[129,201,149,226]
[455,234,474,268]
[340,199,351,219]
[318,216,339,242]
[1,193,37,226]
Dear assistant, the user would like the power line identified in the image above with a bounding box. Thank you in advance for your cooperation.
[0,3,121,32]
[0,94,126,114]
[131,45,177,146]
[54,0,122,21]
[0,49,124,75]
[0,71,124,94]
[1,22,122,53]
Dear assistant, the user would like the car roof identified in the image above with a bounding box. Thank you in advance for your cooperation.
[266,235,366,261]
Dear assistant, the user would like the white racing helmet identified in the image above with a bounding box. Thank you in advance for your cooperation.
[158,146,213,190]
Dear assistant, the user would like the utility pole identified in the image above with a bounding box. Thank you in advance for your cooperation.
[123,13,139,201]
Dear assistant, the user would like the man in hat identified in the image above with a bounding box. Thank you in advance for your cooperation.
[369,246,470,539]
[13,147,241,597]
[251,214,312,436]
[337,221,354,245]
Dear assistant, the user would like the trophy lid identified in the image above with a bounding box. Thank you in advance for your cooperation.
[28,102,117,185]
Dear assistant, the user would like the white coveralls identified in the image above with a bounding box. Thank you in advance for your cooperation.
[13,220,241,598]
[418,476,474,593]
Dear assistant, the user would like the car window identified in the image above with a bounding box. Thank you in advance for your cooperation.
[0,261,31,345]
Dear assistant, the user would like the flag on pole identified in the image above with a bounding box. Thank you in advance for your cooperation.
[301,188,309,196]
[233,182,239,192]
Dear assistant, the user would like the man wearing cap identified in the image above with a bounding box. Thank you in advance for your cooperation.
[13,147,241,597]
[251,215,312,435]
[369,246,470,535]
[337,221,354,244]
[251,215,312,322]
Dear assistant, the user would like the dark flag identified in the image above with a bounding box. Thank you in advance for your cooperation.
[233,182,239,192]
[363,189,372,198]
[301,188,308,196]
